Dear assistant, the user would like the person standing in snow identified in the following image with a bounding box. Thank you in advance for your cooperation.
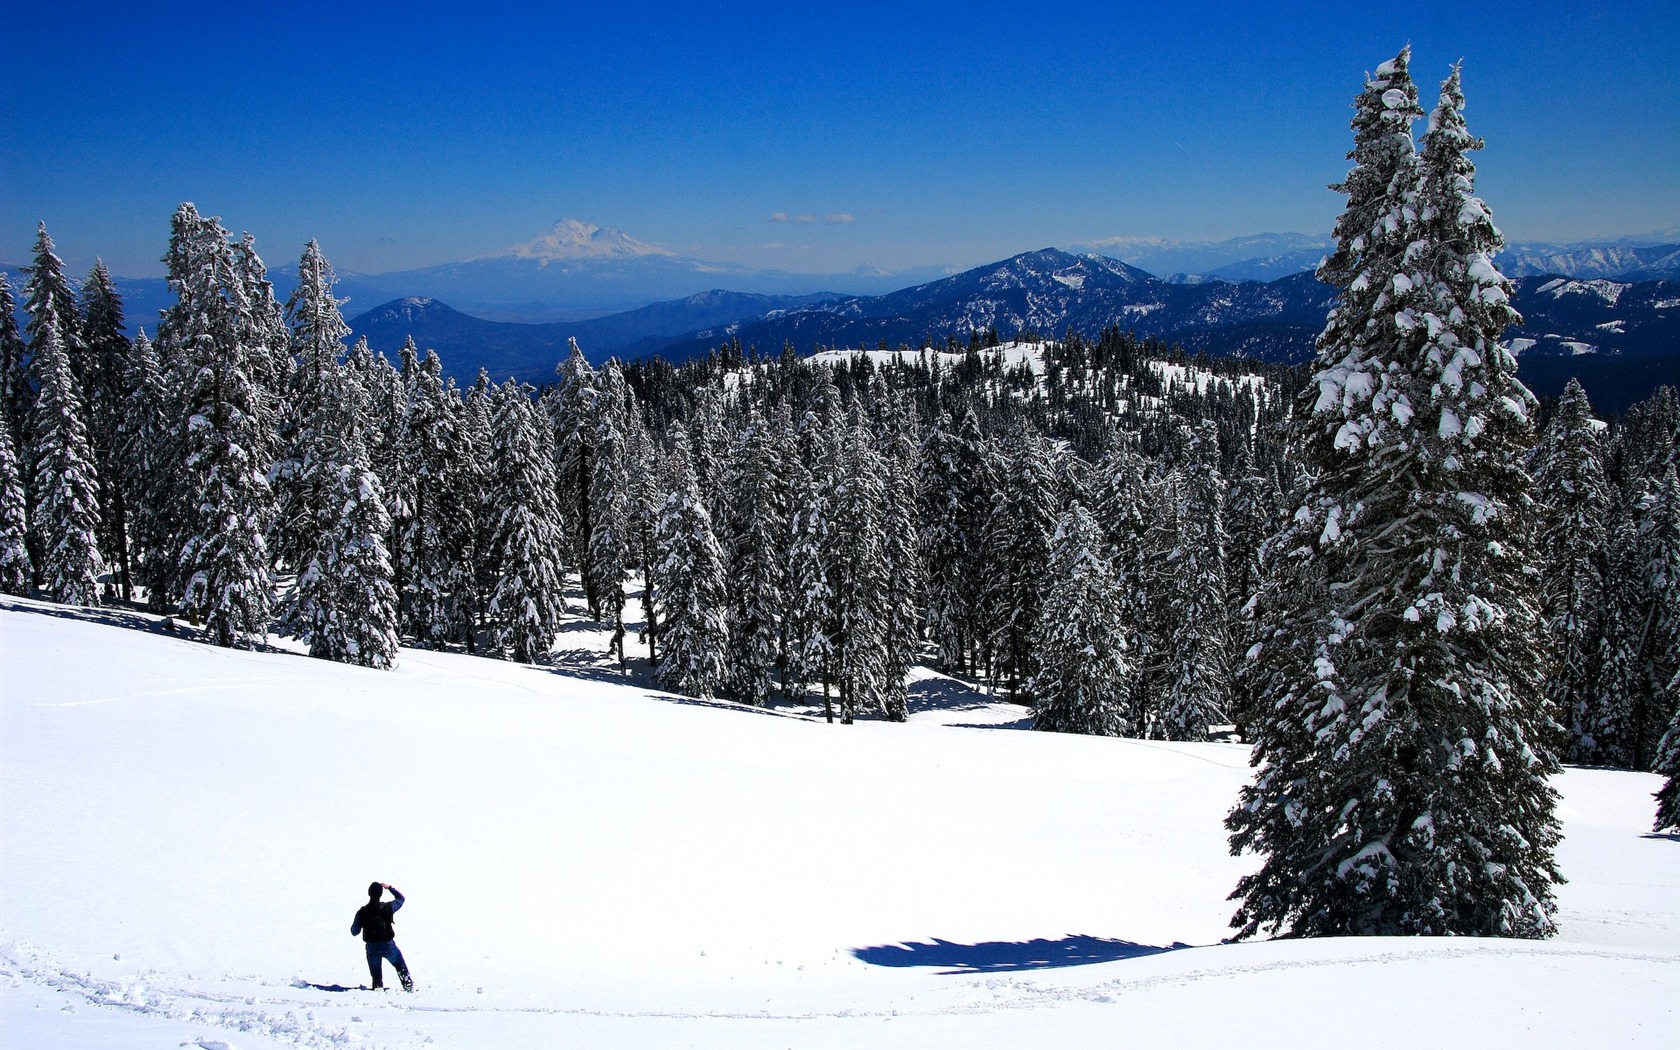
[351,881,413,991]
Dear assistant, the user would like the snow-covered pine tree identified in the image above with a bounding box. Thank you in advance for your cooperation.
[723,409,790,705]
[623,403,664,663]
[878,396,925,722]
[457,371,500,653]
[162,204,277,648]
[828,420,889,724]
[0,274,29,460]
[118,330,179,609]
[1532,378,1613,763]
[290,357,400,669]
[401,349,473,648]
[1149,424,1231,741]
[919,407,995,673]
[586,360,634,660]
[780,413,825,702]
[1595,502,1646,768]
[1031,501,1134,735]
[1628,464,1680,769]
[688,386,732,533]
[353,342,411,609]
[80,261,134,597]
[272,240,352,575]
[984,430,1060,698]
[1092,429,1151,727]
[0,410,35,595]
[28,315,103,605]
[653,431,729,697]
[1655,701,1680,832]
[23,223,86,389]
[486,379,567,663]
[231,232,292,448]
[549,338,598,608]
[1228,58,1561,940]
[786,384,845,706]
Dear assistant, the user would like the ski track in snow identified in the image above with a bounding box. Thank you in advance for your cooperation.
[9,938,1675,1044]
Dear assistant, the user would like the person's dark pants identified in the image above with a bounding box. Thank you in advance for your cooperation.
[365,940,411,989]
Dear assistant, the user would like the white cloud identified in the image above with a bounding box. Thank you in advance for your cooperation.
[768,212,856,226]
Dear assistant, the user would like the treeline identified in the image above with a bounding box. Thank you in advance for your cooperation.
[0,202,1676,765]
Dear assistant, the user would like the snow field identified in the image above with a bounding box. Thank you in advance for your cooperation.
[2,598,1675,1048]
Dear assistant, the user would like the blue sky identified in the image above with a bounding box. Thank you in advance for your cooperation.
[3,1,1676,279]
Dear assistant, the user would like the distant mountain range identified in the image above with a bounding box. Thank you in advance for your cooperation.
[1084,232,1680,285]
[347,289,842,382]
[338,246,1676,411]
[5,221,1677,409]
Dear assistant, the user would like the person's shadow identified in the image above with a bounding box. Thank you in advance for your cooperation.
[853,934,1190,974]
[291,979,363,992]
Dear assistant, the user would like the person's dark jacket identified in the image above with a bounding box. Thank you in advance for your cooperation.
[351,888,404,943]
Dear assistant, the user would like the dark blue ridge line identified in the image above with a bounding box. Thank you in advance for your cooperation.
[853,935,1191,974]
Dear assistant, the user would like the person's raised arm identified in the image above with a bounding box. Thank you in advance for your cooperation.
[386,883,404,913]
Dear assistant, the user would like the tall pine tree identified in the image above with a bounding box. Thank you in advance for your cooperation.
[1032,502,1135,735]
[28,316,103,605]
[1228,57,1561,940]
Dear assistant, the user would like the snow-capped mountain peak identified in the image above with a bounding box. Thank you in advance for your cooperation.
[492,218,679,262]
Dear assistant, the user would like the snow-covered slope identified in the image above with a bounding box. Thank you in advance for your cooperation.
[2,598,1674,1048]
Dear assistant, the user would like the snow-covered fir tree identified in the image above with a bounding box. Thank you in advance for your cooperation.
[289,358,400,669]
[231,232,292,448]
[118,330,179,610]
[457,371,501,654]
[162,204,277,648]
[984,430,1060,697]
[80,261,134,597]
[549,338,598,607]
[28,315,103,606]
[1147,425,1230,740]
[780,418,826,701]
[1091,429,1151,724]
[877,397,925,722]
[401,349,474,648]
[920,407,995,673]
[0,408,35,595]
[272,240,352,575]
[1532,378,1614,763]
[785,383,844,702]
[653,432,729,697]
[486,379,567,663]
[23,223,85,388]
[723,408,791,705]
[828,420,890,724]
[0,274,29,461]
[1227,57,1562,939]
[352,341,411,607]
[622,404,664,663]
[1031,501,1135,735]
[1655,702,1680,832]
[586,360,634,661]
[1626,465,1680,769]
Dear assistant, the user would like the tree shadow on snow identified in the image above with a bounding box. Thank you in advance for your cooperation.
[542,645,655,687]
[1641,831,1680,843]
[908,674,1033,729]
[853,934,1190,974]
[0,595,293,653]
